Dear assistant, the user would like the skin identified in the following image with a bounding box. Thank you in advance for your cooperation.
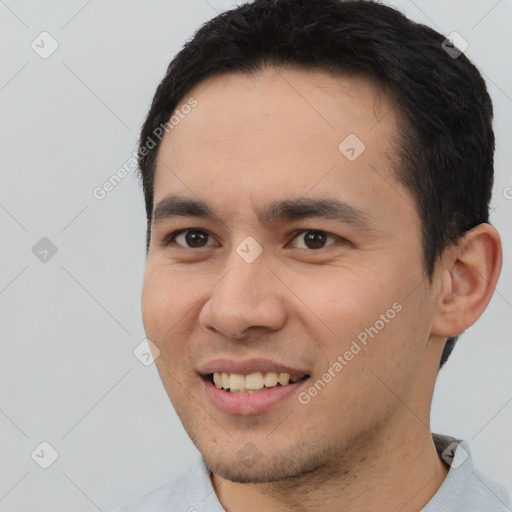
[141,67,502,511]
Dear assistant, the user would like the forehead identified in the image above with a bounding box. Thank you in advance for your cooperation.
[157,66,396,161]
[153,66,416,227]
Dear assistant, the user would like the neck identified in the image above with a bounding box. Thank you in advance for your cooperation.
[211,411,449,512]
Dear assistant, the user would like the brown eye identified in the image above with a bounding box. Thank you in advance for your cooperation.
[164,229,216,248]
[289,230,337,250]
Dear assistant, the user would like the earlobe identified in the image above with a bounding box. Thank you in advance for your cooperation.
[430,223,502,338]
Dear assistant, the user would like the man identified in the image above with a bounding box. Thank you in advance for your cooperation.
[114,0,511,510]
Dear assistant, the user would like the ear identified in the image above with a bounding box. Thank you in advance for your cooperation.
[431,223,502,338]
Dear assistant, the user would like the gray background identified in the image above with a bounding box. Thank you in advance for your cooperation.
[0,0,511,510]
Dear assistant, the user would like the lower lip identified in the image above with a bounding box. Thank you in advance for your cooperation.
[201,375,310,416]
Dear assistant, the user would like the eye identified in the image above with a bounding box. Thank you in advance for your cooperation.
[161,228,345,251]
[162,229,217,249]
[288,230,340,250]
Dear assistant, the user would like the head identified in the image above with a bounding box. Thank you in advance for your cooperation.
[138,0,501,484]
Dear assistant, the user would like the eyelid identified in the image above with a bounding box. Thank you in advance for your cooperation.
[287,229,340,249]
[161,228,217,248]
[161,227,346,249]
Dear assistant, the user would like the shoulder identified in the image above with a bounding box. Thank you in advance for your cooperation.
[111,466,191,512]
[111,456,224,512]
[466,468,512,510]
[428,433,512,511]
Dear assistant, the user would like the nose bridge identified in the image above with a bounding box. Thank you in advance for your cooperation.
[199,240,287,338]
[219,232,270,300]
[216,241,270,312]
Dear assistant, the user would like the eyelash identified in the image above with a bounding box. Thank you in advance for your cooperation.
[160,228,345,250]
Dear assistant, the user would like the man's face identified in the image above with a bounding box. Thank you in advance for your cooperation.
[142,67,442,482]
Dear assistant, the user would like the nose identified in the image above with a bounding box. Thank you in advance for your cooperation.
[198,251,288,340]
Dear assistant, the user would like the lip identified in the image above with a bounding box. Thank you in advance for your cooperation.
[197,358,311,377]
[201,373,310,415]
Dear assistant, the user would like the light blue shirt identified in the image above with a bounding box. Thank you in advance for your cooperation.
[112,434,512,511]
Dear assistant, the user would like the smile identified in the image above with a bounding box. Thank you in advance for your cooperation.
[210,371,309,393]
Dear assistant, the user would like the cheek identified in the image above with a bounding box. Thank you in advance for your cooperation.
[141,266,192,342]
[305,269,421,374]
[300,270,390,338]
[141,270,193,375]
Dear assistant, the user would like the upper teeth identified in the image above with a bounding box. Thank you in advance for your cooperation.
[212,371,305,393]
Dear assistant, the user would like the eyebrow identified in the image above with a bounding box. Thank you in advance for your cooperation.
[152,194,377,230]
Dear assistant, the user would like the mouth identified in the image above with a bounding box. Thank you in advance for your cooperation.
[204,371,310,394]
[201,370,311,415]
[198,358,313,415]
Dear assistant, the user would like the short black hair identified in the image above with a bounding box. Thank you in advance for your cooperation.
[136,0,495,370]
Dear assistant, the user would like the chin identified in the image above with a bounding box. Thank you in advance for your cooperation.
[200,441,329,485]
[206,458,302,484]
